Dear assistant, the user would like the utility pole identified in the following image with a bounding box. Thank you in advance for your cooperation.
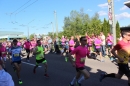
[51,22,54,37]
[27,19,35,39]
[112,0,116,45]
[108,0,116,45]
[54,11,58,36]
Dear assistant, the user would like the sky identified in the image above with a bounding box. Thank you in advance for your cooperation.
[0,0,130,36]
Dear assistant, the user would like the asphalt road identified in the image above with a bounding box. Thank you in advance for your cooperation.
[5,52,128,86]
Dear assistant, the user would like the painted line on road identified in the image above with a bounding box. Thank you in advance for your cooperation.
[22,61,42,68]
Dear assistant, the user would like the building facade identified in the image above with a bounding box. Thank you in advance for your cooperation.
[0,31,25,40]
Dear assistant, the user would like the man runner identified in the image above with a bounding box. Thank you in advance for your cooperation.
[100,28,130,86]
[9,39,23,84]
[33,40,49,77]
[68,36,91,86]
[23,39,32,62]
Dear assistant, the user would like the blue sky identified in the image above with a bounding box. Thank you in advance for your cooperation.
[0,0,130,36]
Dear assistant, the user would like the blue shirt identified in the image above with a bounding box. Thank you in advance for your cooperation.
[9,46,22,61]
[0,69,14,86]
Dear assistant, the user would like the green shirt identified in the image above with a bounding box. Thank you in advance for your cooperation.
[36,46,44,60]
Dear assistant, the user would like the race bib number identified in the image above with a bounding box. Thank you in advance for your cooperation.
[80,57,86,63]
[14,54,19,57]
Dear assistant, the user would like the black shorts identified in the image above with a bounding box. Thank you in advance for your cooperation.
[76,67,85,72]
[36,58,47,65]
[13,60,21,64]
[107,45,112,49]
[95,48,101,52]
[118,63,130,77]
[26,49,30,53]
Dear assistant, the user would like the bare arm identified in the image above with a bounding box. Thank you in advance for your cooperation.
[111,48,124,62]
[33,47,41,55]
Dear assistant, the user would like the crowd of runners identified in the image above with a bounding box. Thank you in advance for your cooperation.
[1,30,130,86]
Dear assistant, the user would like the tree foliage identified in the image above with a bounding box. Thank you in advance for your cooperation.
[48,9,121,38]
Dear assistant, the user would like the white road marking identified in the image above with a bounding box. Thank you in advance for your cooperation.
[22,61,42,68]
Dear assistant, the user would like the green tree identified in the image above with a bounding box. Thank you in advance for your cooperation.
[29,34,35,40]
[116,21,120,38]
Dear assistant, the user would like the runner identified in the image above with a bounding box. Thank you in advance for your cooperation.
[100,29,130,86]
[94,35,104,62]
[9,39,23,84]
[0,42,7,71]
[68,36,92,86]
[0,60,14,86]
[33,40,49,77]
[31,39,36,55]
[23,39,32,62]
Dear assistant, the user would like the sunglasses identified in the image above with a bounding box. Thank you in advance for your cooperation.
[127,34,130,36]
[125,34,130,36]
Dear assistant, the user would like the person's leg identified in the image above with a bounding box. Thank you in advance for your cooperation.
[13,61,23,84]
[103,45,106,56]
[100,63,124,82]
[14,62,21,79]
[33,60,39,74]
[78,69,90,83]
[26,49,30,62]
[70,68,81,86]
[43,59,49,77]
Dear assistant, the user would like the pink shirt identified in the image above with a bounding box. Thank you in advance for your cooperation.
[71,46,90,68]
[88,38,93,45]
[106,36,113,45]
[69,39,75,51]
[0,46,6,57]
[17,42,21,46]
[61,38,66,45]
[2,42,7,47]
[94,38,102,49]
[31,41,36,48]
[24,42,32,49]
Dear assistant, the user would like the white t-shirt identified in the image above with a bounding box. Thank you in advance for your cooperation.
[101,35,106,45]
[0,69,14,86]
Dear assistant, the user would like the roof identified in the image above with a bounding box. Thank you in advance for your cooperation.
[0,31,24,36]
[120,27,130,31]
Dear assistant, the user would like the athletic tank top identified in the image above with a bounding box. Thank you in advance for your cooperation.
[36,46,44,60]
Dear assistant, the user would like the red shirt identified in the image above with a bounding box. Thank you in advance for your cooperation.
[114,40,130,64]
[24,42,32,49]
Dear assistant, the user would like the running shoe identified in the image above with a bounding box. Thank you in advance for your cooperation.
[19,80,23,84]
[76,81,81,86]
[44,74,49,78]
[99,73,106,82]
